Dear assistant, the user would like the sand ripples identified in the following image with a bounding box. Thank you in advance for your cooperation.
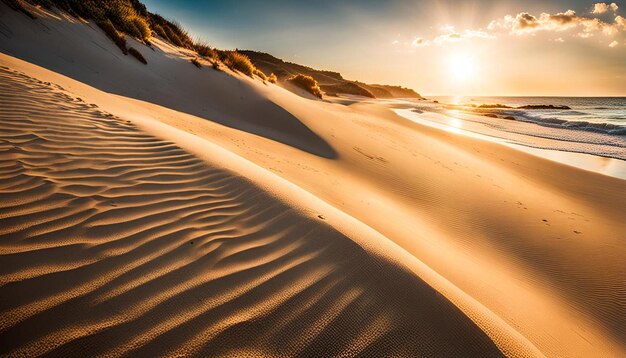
[0,67,505,356]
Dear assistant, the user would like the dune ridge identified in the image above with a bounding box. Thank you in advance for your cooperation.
[0,66,510,357]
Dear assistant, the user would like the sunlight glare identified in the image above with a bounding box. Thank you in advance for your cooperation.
[447,114,464,134]
[448,55,475,83]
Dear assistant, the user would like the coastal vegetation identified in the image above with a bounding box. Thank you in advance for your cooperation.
[7,0,273,80]
[218,50,256,77]
[240,50,423,99]
[4,0,418,100]
[2,0,36,18]
[289,74,323,98]
[127,46,147,64]
[97,19,128,55]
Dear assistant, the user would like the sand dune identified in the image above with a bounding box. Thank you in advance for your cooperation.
[0,66,509,356]
[1,3,625,357]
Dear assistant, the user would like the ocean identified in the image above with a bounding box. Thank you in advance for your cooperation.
[432,96,626,135]
[394,96,626,177]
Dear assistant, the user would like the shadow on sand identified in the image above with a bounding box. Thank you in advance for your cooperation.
[0,11,336,158]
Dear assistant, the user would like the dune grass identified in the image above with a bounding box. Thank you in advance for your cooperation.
[24,0,151,42]
[191,58,202,68]
[150,23,167,40]
[2,0,37,19]
[193,41,217,60]
[13,0,271,81]
[289,74,323,98]
[218,50,256,77]
[253,68,267,81]
[97,19,127,55]
[268,73,278,84]
[148,13,193,48]
[129,17,150,40]
[128,47,147,64]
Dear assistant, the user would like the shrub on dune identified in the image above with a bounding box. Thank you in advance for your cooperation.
[253,68,267,81]
[124,24,142,40]
[130,17,150,41]
[219,51,255,77]
[150,16,192,48]
[288,74,323,99]
[193,41,217,60]
[147,12,191,47]
[17,0,275,83]
[163,25,184,47]
[151,23,168,40]
[167,20,193,48]
[97,19,127,54]
[128,46,147,64]
[2,0,37,19]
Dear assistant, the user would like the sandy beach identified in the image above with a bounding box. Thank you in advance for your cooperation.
[1,2,625,357]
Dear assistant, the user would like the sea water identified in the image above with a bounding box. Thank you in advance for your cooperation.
[406,96,626,161]
[393,96,626,178]
[448,96,626,135]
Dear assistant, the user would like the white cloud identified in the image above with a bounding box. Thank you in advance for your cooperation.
[403,6,625,50]
[433,32,462,44]
[411,37,430,47]
[488,11,580,34]
[593,3,609,14]
[616,15,626,30]
[609,40,619,47]
[592,3,619,14]
[490,10,584,34]
[487,8,625,44]
[410,26,495,47]
[461,29,495,39]
[439,24,456,33]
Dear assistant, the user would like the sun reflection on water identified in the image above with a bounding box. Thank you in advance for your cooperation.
[444,110,464,134]
[447,118,463,133]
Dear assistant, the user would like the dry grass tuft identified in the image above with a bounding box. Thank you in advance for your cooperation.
[193,41,217,60]
[148,14,193,48]
[20,1,275,83]
[219,51,255,77]
[130,17,150,40]
[268,73,278,84]
[128,47,147,64]
[97,19,127,55]
[2,0,37,19]
[191,58,202,68]
[253,68,267,81]
[289,74,323,99]
[151,23,167,39]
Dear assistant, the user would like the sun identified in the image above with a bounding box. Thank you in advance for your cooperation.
[448,55,475,82]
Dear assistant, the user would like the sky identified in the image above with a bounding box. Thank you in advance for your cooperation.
[142,0,626,96]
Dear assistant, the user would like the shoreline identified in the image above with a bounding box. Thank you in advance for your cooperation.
[392,107,626,179]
